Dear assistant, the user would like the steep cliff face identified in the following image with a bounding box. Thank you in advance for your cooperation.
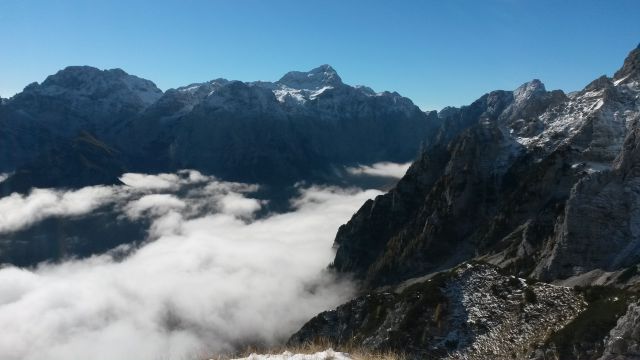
[614,44,640,84]
[534,124,640,280]
[330,81,572,287]
[330,46,640,288]
[534,52,640,281]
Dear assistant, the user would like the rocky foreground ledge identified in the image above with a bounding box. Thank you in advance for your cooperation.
[291,263,592,359]
[229,350,352,360]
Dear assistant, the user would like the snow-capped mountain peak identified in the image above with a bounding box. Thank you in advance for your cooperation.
[277,64,343,90]
[27,66,163,107]
[512,79,546,104]
[238,65,345,105]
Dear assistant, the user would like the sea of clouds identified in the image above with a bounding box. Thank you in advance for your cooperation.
[0,169,387,360]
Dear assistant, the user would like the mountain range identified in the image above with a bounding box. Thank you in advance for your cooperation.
[0,64,435,193]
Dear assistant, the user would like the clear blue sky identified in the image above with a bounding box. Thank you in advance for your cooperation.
[1,0,639,110]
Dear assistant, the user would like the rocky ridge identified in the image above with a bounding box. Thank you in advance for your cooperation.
[331,45,640,287]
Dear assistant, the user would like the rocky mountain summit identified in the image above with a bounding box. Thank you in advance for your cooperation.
[292,45,640,359]
[0,66,163,176]
[600,301,640,359]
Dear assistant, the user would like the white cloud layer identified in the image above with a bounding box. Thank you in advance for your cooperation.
[346,161,411,179]
[0,172,382,360]
[124,193,186,219]
[0,186,118,233]
[119,170,210,190]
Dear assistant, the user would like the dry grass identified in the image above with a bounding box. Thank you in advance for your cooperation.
[207,338,406,360]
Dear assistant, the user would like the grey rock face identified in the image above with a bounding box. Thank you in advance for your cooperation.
[330,80,572,287]
[535,121,640,280]
[600,301,640,360]
[614,45,640,84]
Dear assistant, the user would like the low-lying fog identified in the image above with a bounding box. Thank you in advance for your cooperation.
[0,163,409,360]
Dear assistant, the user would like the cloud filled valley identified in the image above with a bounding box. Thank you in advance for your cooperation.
[0,170,384,360]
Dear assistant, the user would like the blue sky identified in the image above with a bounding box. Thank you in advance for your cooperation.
[1,0,639,110]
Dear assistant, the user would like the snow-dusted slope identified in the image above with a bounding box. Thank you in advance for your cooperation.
[150,78,230,117]
[21,66,162,108]
[149,64,415,114]
[503,49,640,171]
[266,64,344,104]
[0,66,164,171]
[513,77,638,164]
[291,263,584,359]
[230,350,352,360]
[4,66,163,135]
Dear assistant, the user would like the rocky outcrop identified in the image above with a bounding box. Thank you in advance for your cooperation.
[600,301,640,360]
[291,263,584,360]
[614,44,640,84]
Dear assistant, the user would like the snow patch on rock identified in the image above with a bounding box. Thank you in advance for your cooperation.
[230,349,352,360]
[442,264,585,360]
